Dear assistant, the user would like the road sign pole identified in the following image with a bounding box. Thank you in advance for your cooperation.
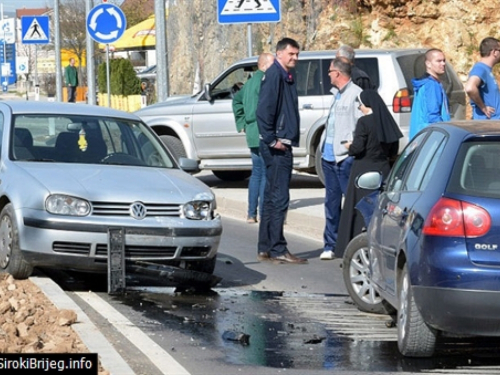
[1,4,6,93]
[247,23,252,57]
[106,44,111,107]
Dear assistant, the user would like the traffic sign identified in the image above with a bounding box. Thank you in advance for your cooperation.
[21,16,50,44]
[16,56,29,75]
[217,0,281,24]
[87,3,126,44]
[0,19,15,44]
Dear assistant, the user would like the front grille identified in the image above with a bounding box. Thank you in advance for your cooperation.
[91,201,181,217]
[53,242,91,255]
[95,244,177,258]
[181,246,211,257]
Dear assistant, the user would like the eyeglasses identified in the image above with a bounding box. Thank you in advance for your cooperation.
[328,69,339,74]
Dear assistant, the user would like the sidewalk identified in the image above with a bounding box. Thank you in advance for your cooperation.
[196,170,326,243]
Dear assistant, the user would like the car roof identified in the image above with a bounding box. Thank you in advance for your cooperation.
[0,101,141,121]
[429,120,500,137]
[234,48,428,64]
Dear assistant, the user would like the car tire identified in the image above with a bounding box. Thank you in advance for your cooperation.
[212,170,251,181]
[314,145,325,186]
[186,255,217,275]
[0,204,33,280]
[397,265,437,357]
[342,233,394,314]
[160,135,186,161]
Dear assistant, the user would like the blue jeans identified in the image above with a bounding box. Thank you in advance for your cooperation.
[322,156,353,251]
[248,147,266,219]
[258,141,293,257]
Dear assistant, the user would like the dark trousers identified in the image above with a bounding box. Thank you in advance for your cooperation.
[322,156,353,252]
[67,85,77,103]
[258,141,293,257]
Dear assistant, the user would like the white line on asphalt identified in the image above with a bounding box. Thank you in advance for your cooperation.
[75,291,191,375]
[31,276,135,375]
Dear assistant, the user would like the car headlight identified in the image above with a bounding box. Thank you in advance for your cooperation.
[183,200,212,220]
[46,195,91,216]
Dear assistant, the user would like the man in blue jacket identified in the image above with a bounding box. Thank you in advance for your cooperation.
[256,37,307,264]
[409,49,450,139]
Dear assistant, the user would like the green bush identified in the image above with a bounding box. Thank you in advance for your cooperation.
[97,58,141,95]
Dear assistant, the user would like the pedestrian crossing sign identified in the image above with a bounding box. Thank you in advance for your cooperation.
[21,16,50,44]
[218,0,281,24]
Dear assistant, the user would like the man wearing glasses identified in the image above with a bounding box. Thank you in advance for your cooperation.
[465,37,500,119]
[320,57,363,260]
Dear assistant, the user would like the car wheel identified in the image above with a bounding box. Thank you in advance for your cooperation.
[397,265,436,357]
[342,233,393,314]
[314,144,325,186]
[186,255,217,275]
[0,204,33,279]
[160,135,186,161]
[212,170,251,181]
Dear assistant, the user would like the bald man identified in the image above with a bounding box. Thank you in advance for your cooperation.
[232,53,274,228]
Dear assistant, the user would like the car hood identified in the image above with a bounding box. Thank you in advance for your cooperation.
[17,163,213,203]
[135,94,194,114]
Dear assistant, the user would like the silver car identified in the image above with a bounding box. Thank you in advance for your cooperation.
[0,101,221,279]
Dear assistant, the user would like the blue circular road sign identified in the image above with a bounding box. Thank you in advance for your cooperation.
[87,3,127,44]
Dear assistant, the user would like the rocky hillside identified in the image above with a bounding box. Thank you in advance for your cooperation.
[164,0,497,95]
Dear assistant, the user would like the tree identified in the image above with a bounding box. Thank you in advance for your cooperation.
[59,0,87,83]
[121,0,154,28]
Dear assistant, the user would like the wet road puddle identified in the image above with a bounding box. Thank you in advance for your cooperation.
[115,287,500,372]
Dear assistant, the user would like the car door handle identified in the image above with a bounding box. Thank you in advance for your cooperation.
[302,104,314,110]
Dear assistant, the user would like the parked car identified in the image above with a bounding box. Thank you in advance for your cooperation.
[0,101,221,280]
[135,49,466,184]
[343,120,500,357]
[137,64,157,84]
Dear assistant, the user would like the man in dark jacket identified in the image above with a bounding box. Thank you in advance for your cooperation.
[337,45,375,91]
[256,37,307,264]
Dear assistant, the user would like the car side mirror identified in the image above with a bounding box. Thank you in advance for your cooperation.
[178,157,200,174]
[203,83,212,101]
[356,171,383,190]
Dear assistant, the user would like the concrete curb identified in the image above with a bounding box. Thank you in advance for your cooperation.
[30,276,135,375]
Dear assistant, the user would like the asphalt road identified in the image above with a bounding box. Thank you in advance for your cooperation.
[39,214,500,375]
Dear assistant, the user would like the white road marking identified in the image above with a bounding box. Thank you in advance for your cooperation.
[75,291,191,375]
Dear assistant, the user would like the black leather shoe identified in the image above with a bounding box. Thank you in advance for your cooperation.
[257,252,270,261]
[271,252,308,264]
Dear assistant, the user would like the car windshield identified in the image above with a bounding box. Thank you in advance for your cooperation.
[448,141,500,199]
[11,114,175,168]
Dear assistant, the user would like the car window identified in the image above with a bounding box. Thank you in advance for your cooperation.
[385,132,426,192]
[397,53,463,98]
[448,142,500,198]
[404,130,446,191]
[321,57,380,92]
[295,59,322,96]
[354,57,380,88]
[11,115,175,168]
[208,64,257,101]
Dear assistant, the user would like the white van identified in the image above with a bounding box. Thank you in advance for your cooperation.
[136,49,466,184]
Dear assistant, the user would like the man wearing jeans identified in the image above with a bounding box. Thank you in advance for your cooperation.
[256,38,307,264]
[233,53,275,223]
[320,57,362,260]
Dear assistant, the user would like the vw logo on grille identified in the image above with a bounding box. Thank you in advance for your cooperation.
[130,202,147,220]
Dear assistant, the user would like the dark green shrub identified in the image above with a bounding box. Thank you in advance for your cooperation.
[97,58,141,95]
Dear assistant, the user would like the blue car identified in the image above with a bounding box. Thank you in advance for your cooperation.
[343,121,500,357]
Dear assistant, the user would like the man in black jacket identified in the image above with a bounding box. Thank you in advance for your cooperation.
[337,45,375,90]
[256,37,308,264]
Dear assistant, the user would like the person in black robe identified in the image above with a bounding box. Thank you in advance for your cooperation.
[334,90,403,258]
